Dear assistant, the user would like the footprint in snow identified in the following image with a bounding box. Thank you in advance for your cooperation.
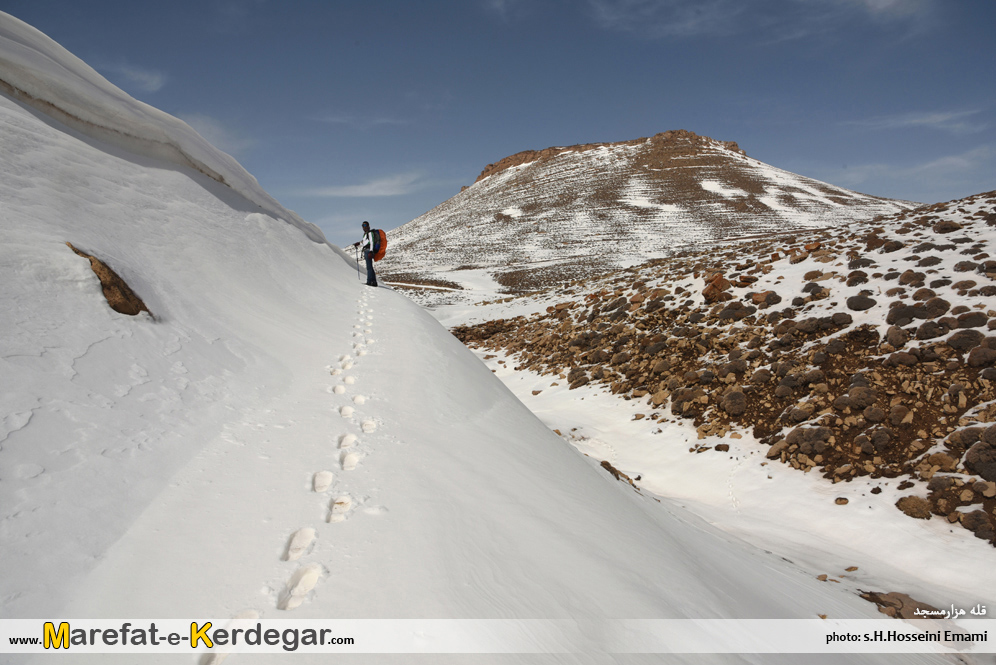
[339,406,354,418]
[277,563,323,610]
[329,368,342,376]
[343,376,356,385]
[352,395,366,405]
[199,610,260,665]
[357,350,368,356]
[284,528,316,561]
[339,354,351,361]
[361,419,377,433]
[339,433,357,449]
[333,385,346,395]
[341,360,353,370]
[327,495,352,523]
[313,470,335,492]
[341,451,360,470]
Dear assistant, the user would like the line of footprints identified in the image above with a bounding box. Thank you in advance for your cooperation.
[277,291,380,612]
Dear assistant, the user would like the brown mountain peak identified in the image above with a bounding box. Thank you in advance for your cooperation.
[475,129,745,183]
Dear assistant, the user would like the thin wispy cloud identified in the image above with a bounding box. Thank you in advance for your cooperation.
[482,0,529,21]
[587,0,740,37]
[178,113,256,157]
[586,0,936,39]
[210,0,266,33]
[842,0,933,20]
[844,109,987,135]
[314,114,411,129]
[302,172,426,198]
[313,91,452,129]
[826,144,994,202]
[97,62,167,93]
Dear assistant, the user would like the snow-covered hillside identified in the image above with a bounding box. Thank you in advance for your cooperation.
[380,130,918,298]
[436,190,996,640]
[0,11,987,663]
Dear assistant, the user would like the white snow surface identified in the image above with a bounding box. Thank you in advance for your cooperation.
[0,11,325,244]
[0,14,977,664]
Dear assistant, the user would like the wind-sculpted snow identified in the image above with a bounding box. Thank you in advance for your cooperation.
[382,130,917,300]
[0,11,326,244]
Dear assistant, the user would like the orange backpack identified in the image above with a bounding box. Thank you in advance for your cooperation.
[372,229,387,261]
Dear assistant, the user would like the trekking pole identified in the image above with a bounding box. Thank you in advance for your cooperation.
[354,245,362,282]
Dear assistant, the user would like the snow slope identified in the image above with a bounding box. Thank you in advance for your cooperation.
[0,12,978,664]
[0,11,325,244]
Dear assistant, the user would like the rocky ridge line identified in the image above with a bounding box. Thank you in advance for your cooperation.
[475,129,746,183]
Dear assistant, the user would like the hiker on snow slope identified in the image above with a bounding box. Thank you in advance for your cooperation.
[351,221,378,287]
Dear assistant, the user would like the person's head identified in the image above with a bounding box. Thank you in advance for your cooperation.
[362,221,370,231]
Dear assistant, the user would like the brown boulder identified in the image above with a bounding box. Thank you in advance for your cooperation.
[767,439,788,459]
[863,405,886,423]
[861,591,941,620]
[847,386,878,409]
[785,426,831,455]
[651,359,670,374]
[958,311,988,328]
[885,352,918,367]
[947,329,985,353]
[846,294,876,311]
[846,270,868,286]
[66,242,151,317]
[896,496,932,519]
[720,390,747,416]
[965,438,996,481]
[932,220,962,234]
[960,510,990,532]
[927,452,958,472]
[898,270,926,286]
[946,427,983,450]
[886,304,917,326]
[923,297,951,318]
[885,325,909,348]
[915,320,949,340]
[968,346,996,367]
[889,405,911,426]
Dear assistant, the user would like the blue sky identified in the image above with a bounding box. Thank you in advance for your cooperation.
[2,0,994,246]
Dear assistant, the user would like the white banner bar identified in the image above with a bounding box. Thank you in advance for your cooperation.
[1,619,992,654]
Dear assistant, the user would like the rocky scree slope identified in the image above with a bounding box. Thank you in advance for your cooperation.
[381,129,917,293]
[454,190,996,546]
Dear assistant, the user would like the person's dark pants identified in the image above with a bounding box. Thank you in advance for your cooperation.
[364,249,377,286]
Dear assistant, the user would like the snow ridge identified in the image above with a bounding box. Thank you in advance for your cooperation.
[0,10,326,245]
